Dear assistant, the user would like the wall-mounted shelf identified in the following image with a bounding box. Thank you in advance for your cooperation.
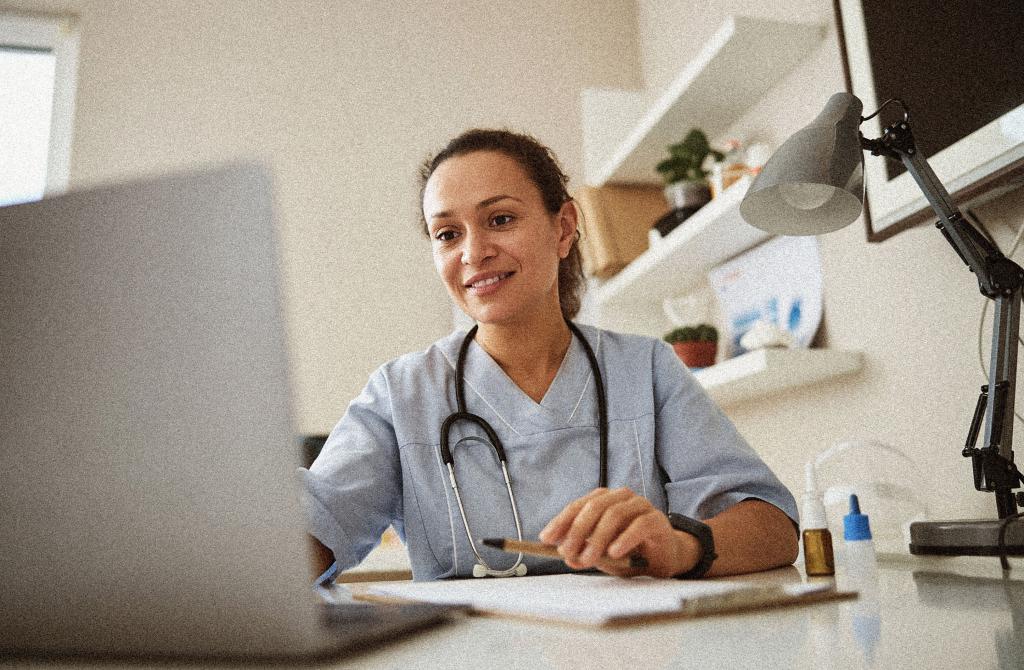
[695,348,863,407]
[582,16,825,186]
[580,14,844,407]
[593,175,768,332]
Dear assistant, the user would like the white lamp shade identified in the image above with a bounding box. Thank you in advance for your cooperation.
[740,92,866,236]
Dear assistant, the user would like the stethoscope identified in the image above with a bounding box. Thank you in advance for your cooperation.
[439,320,608,577]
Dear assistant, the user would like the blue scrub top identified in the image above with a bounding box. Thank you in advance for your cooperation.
[300,324,798,581]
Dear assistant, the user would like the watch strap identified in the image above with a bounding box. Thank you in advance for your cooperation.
[667,512,717,579]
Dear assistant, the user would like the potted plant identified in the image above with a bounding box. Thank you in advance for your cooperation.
[655,129,724,227]
[664,324,718,369]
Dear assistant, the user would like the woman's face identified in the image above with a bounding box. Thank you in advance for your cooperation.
[422,150,576,327]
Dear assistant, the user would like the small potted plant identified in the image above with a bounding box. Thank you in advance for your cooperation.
[655,129,724,230]
[664,324,718,369]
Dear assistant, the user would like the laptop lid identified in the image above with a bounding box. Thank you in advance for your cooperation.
[0,165,352,658]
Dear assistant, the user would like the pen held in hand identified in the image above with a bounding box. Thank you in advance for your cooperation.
[482,538,649,571]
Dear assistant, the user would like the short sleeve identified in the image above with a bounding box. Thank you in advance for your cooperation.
[298,367,403,571]
[652,341,799,524]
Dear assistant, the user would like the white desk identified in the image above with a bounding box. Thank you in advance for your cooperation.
[329,555,1024,669]
[4,555,1023,669]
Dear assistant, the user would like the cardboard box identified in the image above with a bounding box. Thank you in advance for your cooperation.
[574,184,668,278]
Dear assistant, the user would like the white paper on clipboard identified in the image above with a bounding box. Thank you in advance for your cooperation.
[708,237,823,358]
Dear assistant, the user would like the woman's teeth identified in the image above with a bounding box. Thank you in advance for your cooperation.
[470,273,510,288]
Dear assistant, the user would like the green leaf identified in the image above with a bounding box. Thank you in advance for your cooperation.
[659,128,719,185]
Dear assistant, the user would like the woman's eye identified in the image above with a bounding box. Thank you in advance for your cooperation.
[434,230,458,242]
[491,214,514,226]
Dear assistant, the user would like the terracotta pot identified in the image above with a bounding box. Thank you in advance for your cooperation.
[672,341,717,369]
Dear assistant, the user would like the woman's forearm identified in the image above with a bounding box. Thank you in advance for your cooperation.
[702,499,799,577]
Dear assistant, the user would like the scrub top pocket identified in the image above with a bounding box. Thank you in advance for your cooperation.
[399,431,530,579]
[398,441,460,580]
[605,416,665,510]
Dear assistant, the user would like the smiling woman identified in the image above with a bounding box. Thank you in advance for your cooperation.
[423,152,575,358]
[300,128,800,582]
[418,129,585,325]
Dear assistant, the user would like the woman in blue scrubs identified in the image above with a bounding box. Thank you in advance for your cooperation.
[303,129,799,581]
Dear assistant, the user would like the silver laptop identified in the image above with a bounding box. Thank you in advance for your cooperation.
[0,165,454,661]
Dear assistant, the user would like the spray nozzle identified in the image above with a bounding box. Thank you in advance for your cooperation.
[801,461,827,530]
[804,462,817,493]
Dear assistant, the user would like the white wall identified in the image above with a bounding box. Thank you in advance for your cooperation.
[10,0,1022,527]
[1,0,641,433]
[636,0,1024,524]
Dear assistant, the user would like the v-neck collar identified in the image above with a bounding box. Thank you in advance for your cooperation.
[456,325,600,437]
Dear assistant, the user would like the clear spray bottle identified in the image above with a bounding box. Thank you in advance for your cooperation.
[802,462,835,576]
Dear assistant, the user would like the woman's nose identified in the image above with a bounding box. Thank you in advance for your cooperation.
[461,228,495,265]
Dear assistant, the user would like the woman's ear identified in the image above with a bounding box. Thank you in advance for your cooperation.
[555,200,579,259]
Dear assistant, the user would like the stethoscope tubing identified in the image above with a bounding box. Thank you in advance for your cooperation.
[439,321,608,577]
[570,321,609,488]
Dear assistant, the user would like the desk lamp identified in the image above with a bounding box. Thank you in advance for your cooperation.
[739,91,1024,562]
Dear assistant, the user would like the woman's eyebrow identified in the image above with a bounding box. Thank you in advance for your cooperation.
[429,194,524,221]
[476,194,522,209]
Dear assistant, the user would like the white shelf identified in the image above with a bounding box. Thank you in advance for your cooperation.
[593,175,768,327]
[695,348,863,407]
[579,15,845,407]
[582,16,824,186]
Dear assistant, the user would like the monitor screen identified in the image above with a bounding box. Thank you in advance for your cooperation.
[837,0,1024,239]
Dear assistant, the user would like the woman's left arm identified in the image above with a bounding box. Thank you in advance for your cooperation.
[539,487,797,578]
[694,497,798,576]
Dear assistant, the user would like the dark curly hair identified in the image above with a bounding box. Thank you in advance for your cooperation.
[418,128,585,321]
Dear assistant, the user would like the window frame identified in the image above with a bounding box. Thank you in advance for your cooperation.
[0,13,80,196]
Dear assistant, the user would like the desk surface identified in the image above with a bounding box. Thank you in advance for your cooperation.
[5,555,1024,669]
[333,555,1024,670]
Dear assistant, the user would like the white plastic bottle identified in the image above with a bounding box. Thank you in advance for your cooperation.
[843,493,878,574]
[843,494,880,664]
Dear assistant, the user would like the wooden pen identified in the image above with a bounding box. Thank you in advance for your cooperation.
[482,537,649,570]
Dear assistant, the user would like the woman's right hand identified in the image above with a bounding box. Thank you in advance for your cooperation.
[538,487,700,578]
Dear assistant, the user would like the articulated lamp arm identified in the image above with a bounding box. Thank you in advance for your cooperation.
[860,123,1019,296]
[864,118,1024,517]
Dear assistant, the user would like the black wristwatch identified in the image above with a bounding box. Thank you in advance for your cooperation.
[667,513,717,579]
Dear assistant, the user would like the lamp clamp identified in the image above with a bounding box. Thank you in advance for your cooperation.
[882,122,917,155]
[859,98,913,160]
[859,134,900,161]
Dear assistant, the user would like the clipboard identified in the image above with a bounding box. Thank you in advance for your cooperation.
[351,573,855,628]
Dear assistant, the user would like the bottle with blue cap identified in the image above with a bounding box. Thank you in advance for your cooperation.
[843,494,880,663]
[843,493,877,573]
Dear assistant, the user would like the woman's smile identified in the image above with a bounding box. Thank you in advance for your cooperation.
[465,271,515,295]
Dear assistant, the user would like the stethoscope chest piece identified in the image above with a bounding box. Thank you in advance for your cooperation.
[473,562,527,578]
